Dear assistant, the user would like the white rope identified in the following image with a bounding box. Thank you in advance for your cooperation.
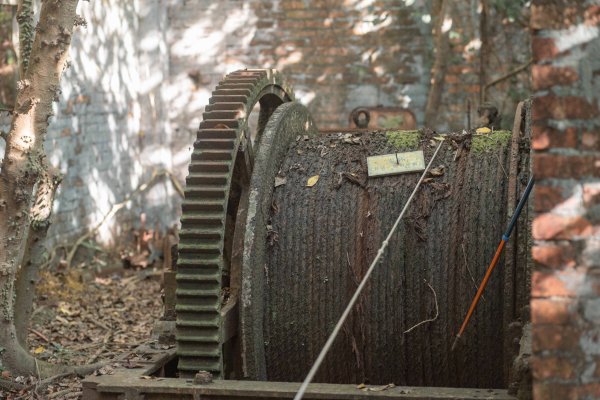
[294,140,445,400]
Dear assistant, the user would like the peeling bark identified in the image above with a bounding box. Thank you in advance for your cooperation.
[15,165,61,348]
[16,0,34,78]
[0,0,80,377]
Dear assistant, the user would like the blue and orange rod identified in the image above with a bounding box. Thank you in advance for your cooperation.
[451,176,534,351]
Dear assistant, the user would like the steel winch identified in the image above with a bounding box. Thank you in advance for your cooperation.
[84,69,532,400]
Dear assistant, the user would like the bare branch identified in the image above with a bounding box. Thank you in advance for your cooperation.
[484,59,533,95]
[64,169,183,268]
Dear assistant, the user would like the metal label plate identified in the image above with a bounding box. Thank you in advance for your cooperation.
[367,150,425,177]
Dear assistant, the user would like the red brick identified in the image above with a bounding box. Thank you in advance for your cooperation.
[534,184,567,212]
[532,37,560,62]
[531,299,575,324]
[447,65,475,75]
[465,85,480,94]
[533,213,593,240]
[532,270,582,297]
[533,154,600,179]
[585,5,600,26]
[256,20,274,29]
[531,4,583,30]
[533,383,577,400]
[532,244,576,269]
[532,95,598,121]
[284,9,329,19]
[281,1,309,10]
[583,183,600,208]
[532,125,578,150]
[532,65,579,90]
[577,383,600,399]
[531,355,576,380]
[532,325,580,352]
[444,75,460,84]
[581,130,600,151]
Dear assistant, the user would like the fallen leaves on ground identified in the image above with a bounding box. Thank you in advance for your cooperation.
[306,175,319,187]
[0,267,163,400]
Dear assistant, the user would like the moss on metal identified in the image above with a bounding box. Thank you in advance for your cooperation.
[471,130,512,153]
[385,130,420,149]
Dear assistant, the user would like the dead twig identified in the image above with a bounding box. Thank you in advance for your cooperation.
[403,281,439,334]
[0,378,26,391]
[484,59,532,93]
[88,332,112,364]
[48,388,81,399]
[64,169,183,269]
[24,371,73,393]
[496,152,508,179]
[462,244,486,302]
[28,328,51,343]
[87,317,110,332]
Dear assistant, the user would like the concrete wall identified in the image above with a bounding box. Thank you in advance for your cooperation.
[530,1,600,398]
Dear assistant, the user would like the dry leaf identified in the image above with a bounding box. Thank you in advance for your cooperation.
[306,175,319,187]
[434,135,445,141]
[476,127,492,134]
[368,383,395,392]
[429,166,445,177]
[356,383,366,389]
[33,346,45,354]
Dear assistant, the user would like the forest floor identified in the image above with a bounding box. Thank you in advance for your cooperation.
[0,265,164,399]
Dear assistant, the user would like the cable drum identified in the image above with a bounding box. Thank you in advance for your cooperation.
[242,129,530,388]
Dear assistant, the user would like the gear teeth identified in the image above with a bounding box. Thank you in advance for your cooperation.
[204,102,246,112]
[176,69,293,378]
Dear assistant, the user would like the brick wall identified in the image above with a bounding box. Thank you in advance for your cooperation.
[166,0,432,133]
[530,1,600,398]
[1,0,179,246]
[167,0,529,133]
[1,0,530,246]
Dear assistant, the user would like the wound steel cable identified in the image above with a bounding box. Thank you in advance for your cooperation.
[294,140,445,400]
[451,175,534,351]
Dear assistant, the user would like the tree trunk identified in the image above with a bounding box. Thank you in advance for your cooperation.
[0,0,80,377]
[15,165,61,348]
[424,0,451,128]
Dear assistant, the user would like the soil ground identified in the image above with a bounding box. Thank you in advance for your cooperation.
[0,266,163,399]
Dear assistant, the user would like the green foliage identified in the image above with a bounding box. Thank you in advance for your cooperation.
[386,130,420,149]
[471,130,512,152]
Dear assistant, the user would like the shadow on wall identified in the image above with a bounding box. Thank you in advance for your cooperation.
[166,0,432,133]
[532,181,600,382]
[41,0,184,246]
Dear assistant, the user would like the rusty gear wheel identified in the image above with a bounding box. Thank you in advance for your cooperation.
[176,69,294,378]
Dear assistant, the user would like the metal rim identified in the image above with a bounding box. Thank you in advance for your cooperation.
[176,69,294,378]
